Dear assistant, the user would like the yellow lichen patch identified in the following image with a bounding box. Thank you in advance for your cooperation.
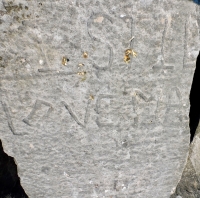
[132,50,137,57]
[89,95,94,100]
[125,49,137,57]
[124,55,130,63]
[78,63,84,67]
[124,49,137,63]
[77,71,87,81]
[125,49,132,56]
[83,52,88,58]
[77,71,86,76]
[62,57,68,66]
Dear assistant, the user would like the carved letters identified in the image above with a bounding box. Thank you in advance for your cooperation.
[1,101,17,135]
[23,99,53,126]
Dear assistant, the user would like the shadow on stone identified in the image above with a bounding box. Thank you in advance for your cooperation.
[171,52,200,198]
[189,51,200,143]
[0,140,28,198]
[170,158,200,198]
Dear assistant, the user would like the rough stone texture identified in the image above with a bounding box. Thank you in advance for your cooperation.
[170,124,200,198]
[170,158,200,198]
[0,0,199,197]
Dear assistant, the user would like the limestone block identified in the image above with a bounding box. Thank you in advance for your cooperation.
[0,0,199,197]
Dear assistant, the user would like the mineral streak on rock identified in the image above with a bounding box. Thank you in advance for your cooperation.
[0,0,199,197]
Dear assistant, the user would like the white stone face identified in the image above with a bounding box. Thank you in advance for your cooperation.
[0,0,199,197]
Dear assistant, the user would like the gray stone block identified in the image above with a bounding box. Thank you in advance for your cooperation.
[0,0,199,197]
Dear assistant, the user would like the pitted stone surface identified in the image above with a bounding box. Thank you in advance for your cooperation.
[0,0,199,197]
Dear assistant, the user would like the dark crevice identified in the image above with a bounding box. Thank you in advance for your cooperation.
[0,140,28,198]
[189,51,200,143]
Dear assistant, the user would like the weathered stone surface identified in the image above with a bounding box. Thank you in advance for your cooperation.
[0,0,199,197]
[170,124,200,198]
[190,124,200,183]
[170,154,200,198]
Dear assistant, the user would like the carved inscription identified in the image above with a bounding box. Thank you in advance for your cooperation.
[62,99,91,128]
[183,17,199,69]
[87,12,114,71]
[164,87,183,127]
[95,94,137,128]
[133,89,152,102]
[1,101,17,135]
[87,12,113,42]
[23,99,53,126]
[153,18,174,71]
